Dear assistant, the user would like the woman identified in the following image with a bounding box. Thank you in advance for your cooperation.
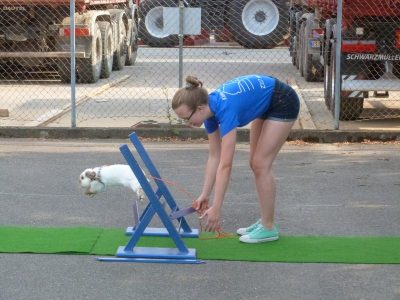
[172,74,300,243]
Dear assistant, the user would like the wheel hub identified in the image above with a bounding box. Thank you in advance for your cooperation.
[155,16,163,30]
[241,0,279,36]
[254,10,266,23]
[145,6,169,38]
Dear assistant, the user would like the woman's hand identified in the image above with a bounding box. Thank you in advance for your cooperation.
[192,195,209,211]
[200,205,221,232]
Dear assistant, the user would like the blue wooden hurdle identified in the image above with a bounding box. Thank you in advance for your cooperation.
[97,132,202,264]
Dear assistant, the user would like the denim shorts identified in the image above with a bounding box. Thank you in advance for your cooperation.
[260,79,300,122]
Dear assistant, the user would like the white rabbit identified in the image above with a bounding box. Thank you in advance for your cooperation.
[79,164,147,202]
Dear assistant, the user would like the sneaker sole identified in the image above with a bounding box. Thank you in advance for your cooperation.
[239,236,279,244]
[236,229,249,236]
[236,220,262,236]
[236,225,261,236]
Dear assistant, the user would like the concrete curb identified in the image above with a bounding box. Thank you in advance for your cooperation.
[0,127,399,143]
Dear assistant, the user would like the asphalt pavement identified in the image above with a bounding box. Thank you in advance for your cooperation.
[0,138,399,300]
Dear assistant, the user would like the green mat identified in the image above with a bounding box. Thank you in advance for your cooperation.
[1,226,400,264]
[0,227,103,254]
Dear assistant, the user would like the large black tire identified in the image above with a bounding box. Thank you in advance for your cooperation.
[292,36,297,66]
[328,40,337,113]
[367,61,385,79]
[0,61,7,78]
[138,0,179,47]
[302,15,323,82]
[228,0,289,49]
[340,98,364,120]
[289,8,297,65]
[294,11,303,69]
[57,58,72,83]
[113,15,127,71]
[126,20,138,66]
[99,21,114,79]
[298,20,305,76]
[329,41,364,120]
[77,22,102,83]
[324,51,332,110]
[392,62,400,79]
[323,19,334,108]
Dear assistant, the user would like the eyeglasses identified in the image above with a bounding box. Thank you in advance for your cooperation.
[181,108,197,122]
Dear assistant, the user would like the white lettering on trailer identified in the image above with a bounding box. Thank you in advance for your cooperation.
[346,54,400,61]
[1,6,26,11]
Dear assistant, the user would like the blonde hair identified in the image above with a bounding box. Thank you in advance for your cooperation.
[172,76,209,110]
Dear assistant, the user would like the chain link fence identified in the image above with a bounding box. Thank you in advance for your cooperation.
[0,0,399,130]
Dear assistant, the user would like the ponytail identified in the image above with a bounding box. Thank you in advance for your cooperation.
[172,76,209,110]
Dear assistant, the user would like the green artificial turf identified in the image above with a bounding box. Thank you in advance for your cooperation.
[0,227,103,254]
[1,226,400,264]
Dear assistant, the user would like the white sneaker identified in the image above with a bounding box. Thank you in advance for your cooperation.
[236,219,261,236]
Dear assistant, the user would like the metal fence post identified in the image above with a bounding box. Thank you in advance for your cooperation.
[70,0,77,128]
[178,0,184,88]
[334,0,343,129]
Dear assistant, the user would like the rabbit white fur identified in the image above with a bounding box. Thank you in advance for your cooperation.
[79,164,146,202]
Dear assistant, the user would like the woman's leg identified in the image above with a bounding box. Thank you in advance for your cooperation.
[250,119,295,229]
[249,119,264,163]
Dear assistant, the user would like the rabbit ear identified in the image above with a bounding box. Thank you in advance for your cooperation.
[85,170,97,180]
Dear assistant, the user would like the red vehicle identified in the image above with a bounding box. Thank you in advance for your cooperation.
[0,0,139,83]
[290,0,400,119]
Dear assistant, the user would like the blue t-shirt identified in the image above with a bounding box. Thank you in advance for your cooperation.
[204,75,275,137]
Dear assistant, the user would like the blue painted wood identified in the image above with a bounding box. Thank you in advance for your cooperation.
[105,132,200,263]
[119,145,189,254]
[116,246,196,259]
[129,133,193,233]
[97,257,204,264]
[125,227,200,238]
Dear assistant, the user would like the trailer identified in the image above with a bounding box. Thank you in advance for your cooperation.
[136,0,289,49]
[0,0,139,83]
[290,0,400,120]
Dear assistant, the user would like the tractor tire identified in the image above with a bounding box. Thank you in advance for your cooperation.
[228,0,289,49]
[138,0,179,47]
[329,41,364,120]
[294,11,303,69]
[113,15,127,71]
[340,98,364,121]
[126,20,139,66]
[323,19,334,108]
[323,51,332,110]
[292,36,297,66]
[298,20,305,77]
[99,21,113,79]
[57,58,73,83]
[302,15,323,82]
[77,22,102,83]
[289,8,297,65]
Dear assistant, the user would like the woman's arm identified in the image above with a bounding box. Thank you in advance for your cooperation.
[201,129,237,231]
[212,129,237,210]
[198,129,221,201]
